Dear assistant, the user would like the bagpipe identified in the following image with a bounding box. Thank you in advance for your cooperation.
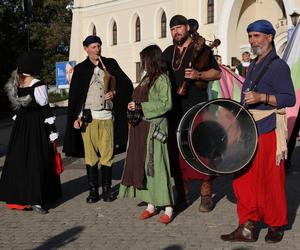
[98,56,116,109]
[177,18,221,96]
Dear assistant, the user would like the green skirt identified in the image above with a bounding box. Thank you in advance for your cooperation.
[119,148,175,207]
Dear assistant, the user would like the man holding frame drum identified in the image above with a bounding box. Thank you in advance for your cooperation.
[221,20,296,244]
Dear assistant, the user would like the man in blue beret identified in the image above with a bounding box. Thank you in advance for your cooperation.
[221,19,295,243]
[63,35,133,203]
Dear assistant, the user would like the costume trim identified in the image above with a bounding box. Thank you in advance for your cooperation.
[4,70,32,110]
[249,108,287,165]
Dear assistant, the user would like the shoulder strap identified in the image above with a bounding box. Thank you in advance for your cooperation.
[32,80,45,88]
[248,55,279,91]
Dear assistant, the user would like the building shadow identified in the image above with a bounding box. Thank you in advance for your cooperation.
[47,142,300,234]
[185,174,236,209]
[49,158,125,208]
[212,174,236,204]
[285,145,300,230]
[162,245,184,250]
[33,226,84,249]
[195,145,300,234]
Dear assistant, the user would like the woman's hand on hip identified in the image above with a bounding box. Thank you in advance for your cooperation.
[128,101,135,111]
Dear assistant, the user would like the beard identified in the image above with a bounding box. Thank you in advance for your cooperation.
[173,33,189,46]
[251,41,269,56]
[251,46,263,56]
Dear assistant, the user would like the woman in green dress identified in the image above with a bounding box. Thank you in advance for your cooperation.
[118,45,174,224]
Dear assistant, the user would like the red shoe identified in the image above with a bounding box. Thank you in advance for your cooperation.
[6,204,27,210]
[159,214,173,224]
[139,210,158,220]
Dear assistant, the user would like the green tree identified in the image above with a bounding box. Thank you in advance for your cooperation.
[0,0,26,86]
[0,0,72,87]
[0,0,72,116]
[29,0,72,85]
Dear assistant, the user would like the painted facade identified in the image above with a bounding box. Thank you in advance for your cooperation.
[69,0,300,83]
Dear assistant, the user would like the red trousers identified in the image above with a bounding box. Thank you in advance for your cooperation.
[233,130,287,227]
[169,123,211,181]
[169,123,211,202]
[179,153,211,181]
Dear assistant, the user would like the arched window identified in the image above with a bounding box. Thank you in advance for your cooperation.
[136,62,142,82]
[135,16,141,42]
[112,21,117,45]
[92,25,97,35]
[161,11,167,38]
[207,0,214,24]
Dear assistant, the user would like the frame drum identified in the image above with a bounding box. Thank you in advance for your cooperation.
[177,98,258,175]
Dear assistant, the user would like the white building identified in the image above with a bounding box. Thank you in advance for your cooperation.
[69,0,300,83]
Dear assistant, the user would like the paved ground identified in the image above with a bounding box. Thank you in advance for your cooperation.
[0,114,300,249]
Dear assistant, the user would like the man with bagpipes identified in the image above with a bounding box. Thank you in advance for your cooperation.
[63,35,133,203]
[163,15,221,212]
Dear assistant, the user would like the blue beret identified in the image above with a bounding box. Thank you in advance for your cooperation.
[83,35,102,47]
[247,19,276,37]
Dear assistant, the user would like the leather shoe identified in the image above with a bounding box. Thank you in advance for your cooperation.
[31,205,48,214]
[139,210,158,220]
[159,214,172,224]
[198,195,214,212]
[265,227,284,243]
[221,221,257,242]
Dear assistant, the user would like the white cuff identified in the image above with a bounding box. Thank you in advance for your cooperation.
[49,132,59,141]
[44,116,56,124]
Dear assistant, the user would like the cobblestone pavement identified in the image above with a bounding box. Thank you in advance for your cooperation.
[0,145,300,250]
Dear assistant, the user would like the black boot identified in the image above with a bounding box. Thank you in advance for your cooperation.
[101,165,114,202]
[86,165,100,203]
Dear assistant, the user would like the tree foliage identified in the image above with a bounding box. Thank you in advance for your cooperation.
[0,0,26,85]
[0,0,72,87]
[0,0,72,116]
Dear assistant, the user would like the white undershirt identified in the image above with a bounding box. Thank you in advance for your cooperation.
[27,79,58,140]
[28,78,49,106]
[235,61,251,75]
[241,61,251,67]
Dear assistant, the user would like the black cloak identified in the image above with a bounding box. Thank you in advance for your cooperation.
[62,57,133,157]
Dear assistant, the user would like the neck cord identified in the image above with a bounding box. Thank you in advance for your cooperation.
[172,45,189,71]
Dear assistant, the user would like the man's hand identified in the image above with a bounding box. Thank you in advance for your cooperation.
[184,68,199,80]
[104,91,114,101]
[74,117,83,129]
[244,91,265,105]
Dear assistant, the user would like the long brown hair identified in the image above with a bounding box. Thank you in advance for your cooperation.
[140,45,167,87]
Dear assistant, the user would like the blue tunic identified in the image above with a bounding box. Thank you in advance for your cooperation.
[241,48,295,134]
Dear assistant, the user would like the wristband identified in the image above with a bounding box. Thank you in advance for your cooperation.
[264,93,269,105]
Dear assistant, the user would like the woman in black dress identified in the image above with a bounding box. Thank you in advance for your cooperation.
[0,51,61,214]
